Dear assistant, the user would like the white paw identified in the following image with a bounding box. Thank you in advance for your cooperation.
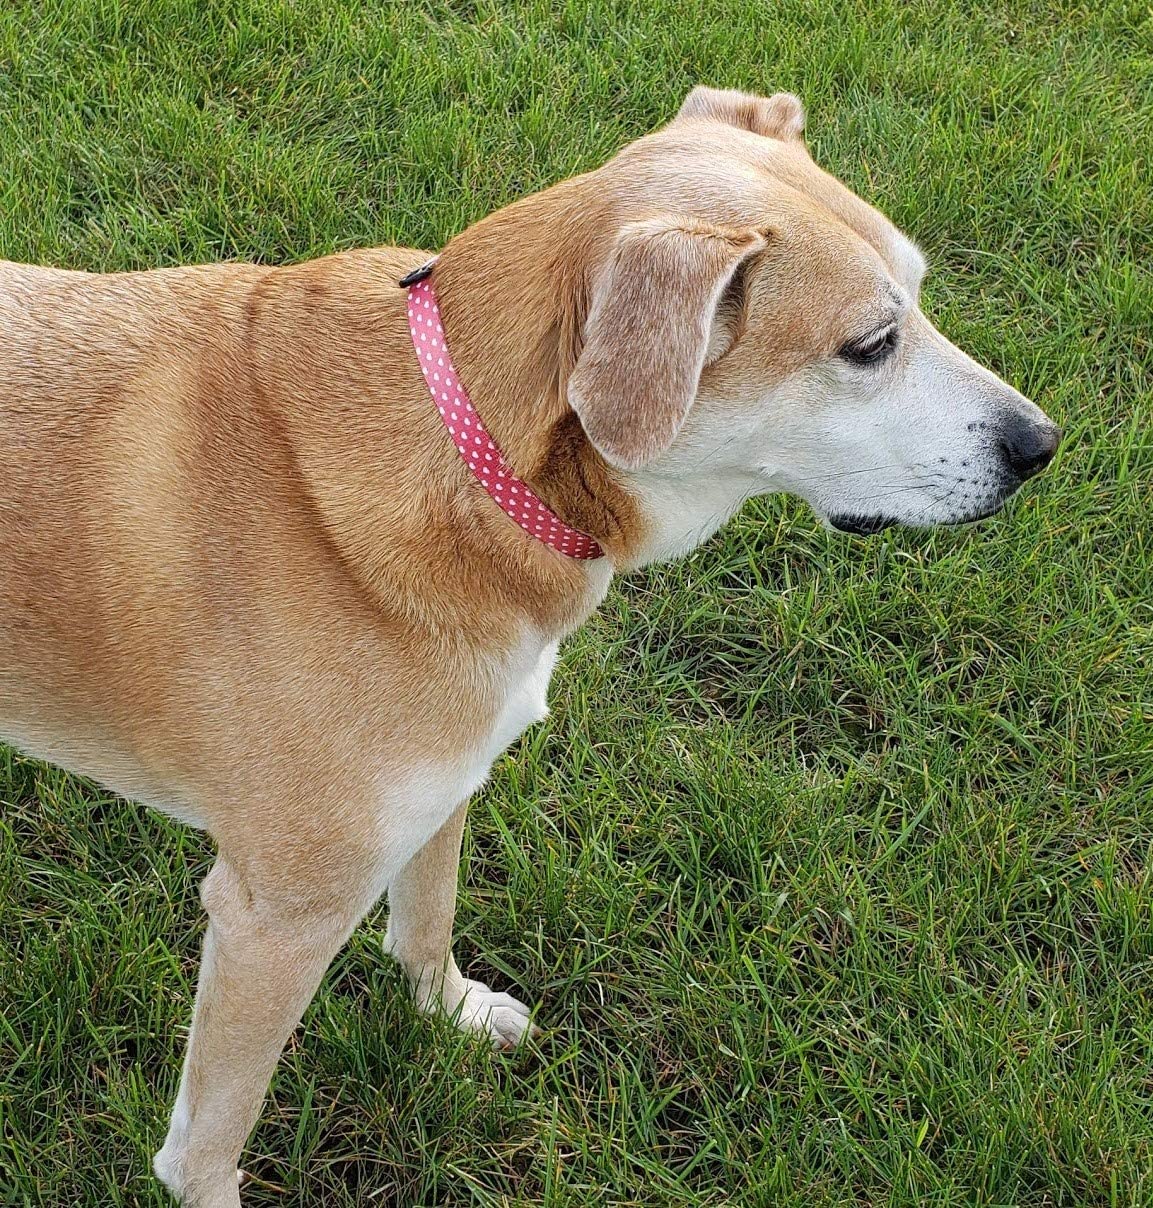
[386,946,541,1050]
[452,978,539,1049]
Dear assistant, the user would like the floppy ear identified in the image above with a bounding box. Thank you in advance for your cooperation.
[676,85,805,143]
[567,218,766,470]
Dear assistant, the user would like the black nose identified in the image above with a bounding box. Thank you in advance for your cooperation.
[998,417,1061,481]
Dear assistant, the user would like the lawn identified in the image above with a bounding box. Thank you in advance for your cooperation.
[1,0,1151,1204]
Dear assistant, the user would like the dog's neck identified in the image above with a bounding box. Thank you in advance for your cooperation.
[404,273,603,560]
[431,185,649,568]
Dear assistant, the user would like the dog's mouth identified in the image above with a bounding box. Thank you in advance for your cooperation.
[827,513,898,536]
[829,500,1008,536]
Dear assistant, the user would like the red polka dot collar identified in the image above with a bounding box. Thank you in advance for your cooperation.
[402,260,604,561]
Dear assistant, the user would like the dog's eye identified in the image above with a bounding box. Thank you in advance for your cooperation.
[840,326,897,366]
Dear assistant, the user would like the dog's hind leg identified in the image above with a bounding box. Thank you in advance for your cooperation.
[384,802,537,1049]
[153,851,379,1207]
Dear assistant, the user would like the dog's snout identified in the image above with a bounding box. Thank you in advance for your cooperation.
[998,414,1061,481]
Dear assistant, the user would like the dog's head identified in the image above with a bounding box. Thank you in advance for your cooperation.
[564,86,1060,560]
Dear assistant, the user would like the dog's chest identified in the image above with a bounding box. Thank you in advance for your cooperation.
[482,638,559,758]
[456,637,559,798]
[383,639,559,872]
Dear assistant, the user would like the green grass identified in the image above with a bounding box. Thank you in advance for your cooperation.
[1,0,1151,1203]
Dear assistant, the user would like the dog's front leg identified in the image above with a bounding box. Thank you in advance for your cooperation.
[384,802,537,1049]
[154,854,377,1206]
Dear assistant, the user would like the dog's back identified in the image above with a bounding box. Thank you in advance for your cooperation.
[0,260,270,799]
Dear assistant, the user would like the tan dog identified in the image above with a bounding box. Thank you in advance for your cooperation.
[0,86,1059,1205]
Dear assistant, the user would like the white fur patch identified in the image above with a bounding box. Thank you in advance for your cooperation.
[376,639,559,876]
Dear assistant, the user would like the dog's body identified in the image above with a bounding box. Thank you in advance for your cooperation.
[0,88,1058,1205]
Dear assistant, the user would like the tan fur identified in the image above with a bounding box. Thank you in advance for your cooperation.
[0,87,1057,1205]
[677,86,807,142]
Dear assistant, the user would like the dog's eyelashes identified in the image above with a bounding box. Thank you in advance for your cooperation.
[839,325,898,366]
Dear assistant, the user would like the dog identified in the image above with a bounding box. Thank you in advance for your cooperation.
[0,86,1059,1205]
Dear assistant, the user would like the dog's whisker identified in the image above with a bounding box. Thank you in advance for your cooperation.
[787,462,910,485]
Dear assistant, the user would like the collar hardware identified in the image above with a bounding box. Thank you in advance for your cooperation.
[398,258,437,287]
